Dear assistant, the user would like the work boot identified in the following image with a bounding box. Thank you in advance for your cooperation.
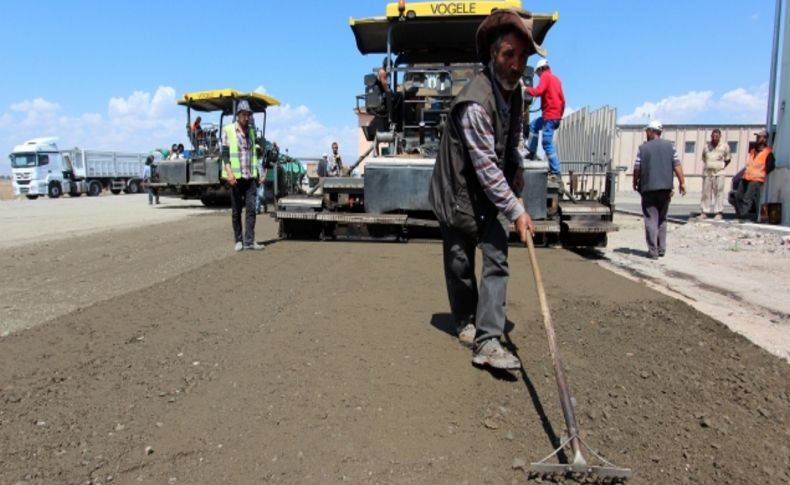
[472,338,521,370]
[245,242,265,251]
[457,323,475,347]
[234,242,244,252]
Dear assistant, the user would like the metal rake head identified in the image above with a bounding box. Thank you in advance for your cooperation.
[528,463,631,483]
[528,435,632,483]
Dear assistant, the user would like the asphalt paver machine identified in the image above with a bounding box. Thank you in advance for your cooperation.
[275,0,617,246]
[152,89,280,206]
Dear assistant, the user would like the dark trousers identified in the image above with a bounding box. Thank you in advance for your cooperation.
[148,187,159,205]
[230,178,257,245]
[641,190,671,256]
[735,179,762,221]
[440,212,509,347]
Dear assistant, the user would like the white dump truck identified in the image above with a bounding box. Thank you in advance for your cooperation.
[9,137,148,199]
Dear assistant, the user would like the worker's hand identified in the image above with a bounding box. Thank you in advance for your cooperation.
[515,212,534,243]
[679,183,687,196]
[227,175,237,186]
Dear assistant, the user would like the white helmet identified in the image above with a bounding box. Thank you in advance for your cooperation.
[236,99,253,114]
[646,119,663,132]
[535,59,549,71]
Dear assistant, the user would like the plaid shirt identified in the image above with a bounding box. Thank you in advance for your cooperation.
[223,122,254,178]
[456,88,525,222]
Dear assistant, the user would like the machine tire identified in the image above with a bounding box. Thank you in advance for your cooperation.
[110,188,122,195]
[87,180,102,197]
[127,179,140,194]
[25,194,39,200]
[48,182,62,198]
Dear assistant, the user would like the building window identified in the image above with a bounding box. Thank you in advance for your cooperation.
[728,141,738,155]
[684,141,696,154]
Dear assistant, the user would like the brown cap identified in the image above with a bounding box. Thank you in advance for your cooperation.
[476,9,547,64]
[754,128,768,137]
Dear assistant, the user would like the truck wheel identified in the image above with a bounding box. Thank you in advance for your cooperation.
[87,181,102,197]
[111,189,122,195]
[127,180,140,194]
[48,183,62,198]
[26,194,39,200]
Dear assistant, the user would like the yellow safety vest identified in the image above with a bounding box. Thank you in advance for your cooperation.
[224,123,258,178]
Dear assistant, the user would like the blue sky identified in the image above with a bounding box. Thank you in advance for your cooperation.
[0,0,780,175]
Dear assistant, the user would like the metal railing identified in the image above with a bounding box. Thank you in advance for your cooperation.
[555,106,617,171]
[553,106,618,201]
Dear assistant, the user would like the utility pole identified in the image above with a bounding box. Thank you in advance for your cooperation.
[766,0,783,142]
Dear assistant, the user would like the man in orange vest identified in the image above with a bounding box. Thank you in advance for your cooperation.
[735,128,775,222]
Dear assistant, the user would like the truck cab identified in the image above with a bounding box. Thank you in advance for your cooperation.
[9,138,68,199]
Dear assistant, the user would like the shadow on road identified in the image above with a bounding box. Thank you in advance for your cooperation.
[569,247,606,261]
[429,313,514,338]
[153,204,224,211]
[505,332,568,465]
[613,247,652,258]
[429,313,564,457]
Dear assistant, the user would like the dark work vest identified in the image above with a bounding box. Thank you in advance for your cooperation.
[637,138,676,193]
[428,69,523,236]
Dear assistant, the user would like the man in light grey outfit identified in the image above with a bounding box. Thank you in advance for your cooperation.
[632,120,686,259]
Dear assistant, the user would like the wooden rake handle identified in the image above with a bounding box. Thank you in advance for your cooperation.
[519,204,584,464]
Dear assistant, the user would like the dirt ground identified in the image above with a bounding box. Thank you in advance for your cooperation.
[0,180,14,200]
[599,213,790,362]
[0,204,788,484]
[0,193,210,250]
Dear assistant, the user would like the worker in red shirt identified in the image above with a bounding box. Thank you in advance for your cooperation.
[525,59,565,177]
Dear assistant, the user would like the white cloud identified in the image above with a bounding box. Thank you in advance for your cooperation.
[0,88,183,176]
[0,113,13,129]
[262,103,358,159]
[254,85,267,94]
[10,98,60,113]
[716,83,769,121]
[618,84,767,125]
[108,87,179,122]
[151,87,177,117]
[619,91,713,124]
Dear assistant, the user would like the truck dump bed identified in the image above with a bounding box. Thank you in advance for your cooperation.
[65,150,146,179]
